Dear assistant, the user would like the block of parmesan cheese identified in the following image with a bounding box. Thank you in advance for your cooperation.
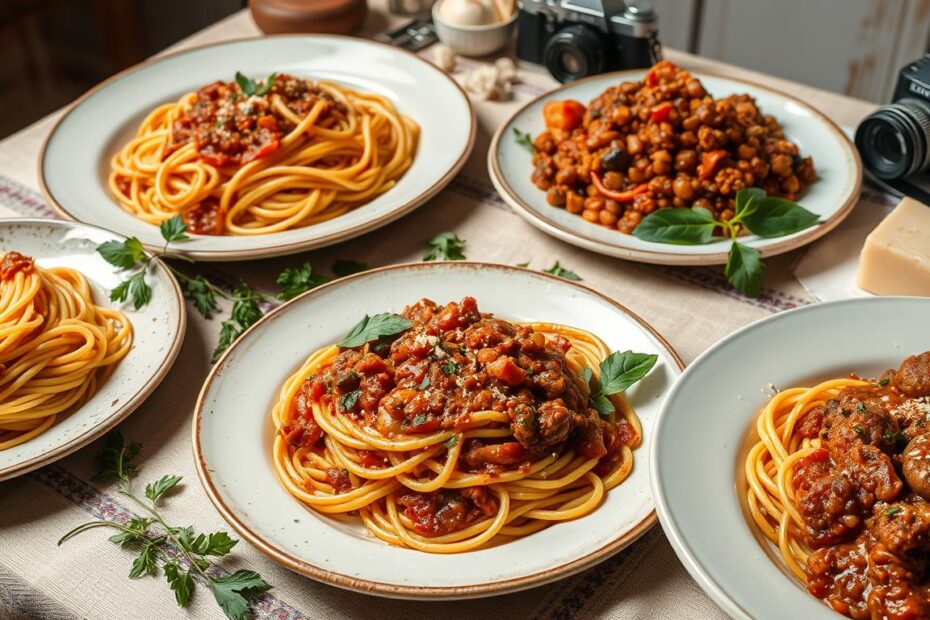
[857,197,930,296]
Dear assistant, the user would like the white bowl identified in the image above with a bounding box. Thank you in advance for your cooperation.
[432,0,517,57]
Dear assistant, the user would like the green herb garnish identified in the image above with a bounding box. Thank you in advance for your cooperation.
[885,505,903,517]
[633,188,820,297]
[339,390,361,411]
[580,350,658,415]
[339,313,413,348]
[444,435,459,449]
[234,71,277,97]
[59,431,270,619]
[543,261,582,281]
[441,360,460,375]
[276,263,328,301]
[423,232,466,261]
[513,127,536,154]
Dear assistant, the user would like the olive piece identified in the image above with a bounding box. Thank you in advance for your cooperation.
[601,147,631,172]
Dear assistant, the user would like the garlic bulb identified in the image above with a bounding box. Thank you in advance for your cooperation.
[439,0,497,26]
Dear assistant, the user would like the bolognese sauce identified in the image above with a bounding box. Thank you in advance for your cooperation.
[790,352,930,618]
[284,297,632,538]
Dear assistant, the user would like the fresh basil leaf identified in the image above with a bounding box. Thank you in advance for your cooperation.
[255,72,278,96]
[339,390,360,411]
[513,127,536,154]
[165,562,194,607]
[331,259,369,277]
[339,313,412,348]
[733,187,766,222]
[633,207,718,245]
[740,196,819,238]
[591,393,614,415]
[543,261,582,281]
[145,475,182,503]
[159,216,189,244]
[235,71,257,96]
[724,241,763,297]
[598,350,659,395]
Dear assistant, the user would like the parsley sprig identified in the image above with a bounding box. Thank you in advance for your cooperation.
[579,350,659,415]
[59,431,270,620]
[423,232,466,261]
[543,261,582,281]
[97,216,359,362]
[633,188,819,297]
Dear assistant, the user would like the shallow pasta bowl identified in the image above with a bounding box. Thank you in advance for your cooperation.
[651,296,930,619]
[488,68,861,266]
[193,261,682,598]
[0,218,185,481]
[40,35,474,261]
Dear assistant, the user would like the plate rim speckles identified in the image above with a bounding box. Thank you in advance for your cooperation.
[38,34,475,262]
[193,261,683,599]
[0,217,186,481]
[488,67,862,266]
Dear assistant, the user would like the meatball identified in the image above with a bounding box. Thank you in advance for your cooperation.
[896,352,930,397]
[903,433,930,500]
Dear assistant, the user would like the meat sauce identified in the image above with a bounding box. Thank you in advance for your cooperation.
[287,297,629,537]
[0,252,34,280]
[793,352,930,618]
[168,74,344,235]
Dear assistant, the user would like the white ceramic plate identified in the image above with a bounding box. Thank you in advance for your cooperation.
[40,35,475,261]
[488,69,862,265]
[194,262,682,598]
[0,218,185,481]
[651,297,930,619]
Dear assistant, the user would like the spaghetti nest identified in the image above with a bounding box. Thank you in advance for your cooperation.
[109,73,419,236]
[744,378,873,580]
[0,252,132,451]
[271,297,642,553]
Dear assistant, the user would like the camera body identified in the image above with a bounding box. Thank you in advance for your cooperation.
[516,0,661,83]
[855,55,930,184]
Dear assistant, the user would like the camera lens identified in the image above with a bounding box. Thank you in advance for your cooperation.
[855,99,930,180]
[543,25,605,83]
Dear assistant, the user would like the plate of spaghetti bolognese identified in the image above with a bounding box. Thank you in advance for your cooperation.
[40,35,474,261]
[0,218,185,481]
[194,262,681,597]
[652,296,930,619]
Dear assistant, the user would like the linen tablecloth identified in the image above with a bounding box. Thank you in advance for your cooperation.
[0,6,885,619]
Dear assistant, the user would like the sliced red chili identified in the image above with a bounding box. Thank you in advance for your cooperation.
[590,172,650,202]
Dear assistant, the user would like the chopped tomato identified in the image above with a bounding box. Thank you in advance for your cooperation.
[0,252,34,280]
[543,99,586,131]
[257,115,279,130]
[182,199,224,235]
[650,102,673,123]
[697,150,728,180]
[590,172,649,202]
[486,356,527,386]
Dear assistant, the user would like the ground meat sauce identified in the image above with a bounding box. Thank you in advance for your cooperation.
[294,297,627,538]
[793,352,930,618]
[168,73,342,168]
[529,60,816,234]
[0,252,35,280]
[164,74,345,235]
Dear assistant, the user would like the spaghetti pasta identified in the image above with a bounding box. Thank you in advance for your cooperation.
[271,297,644,553]
[743,352,930,618]
[108,73,419,236]
[0,252,133,451]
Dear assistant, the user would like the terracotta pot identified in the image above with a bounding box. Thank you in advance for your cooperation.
[249,0,368,35]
